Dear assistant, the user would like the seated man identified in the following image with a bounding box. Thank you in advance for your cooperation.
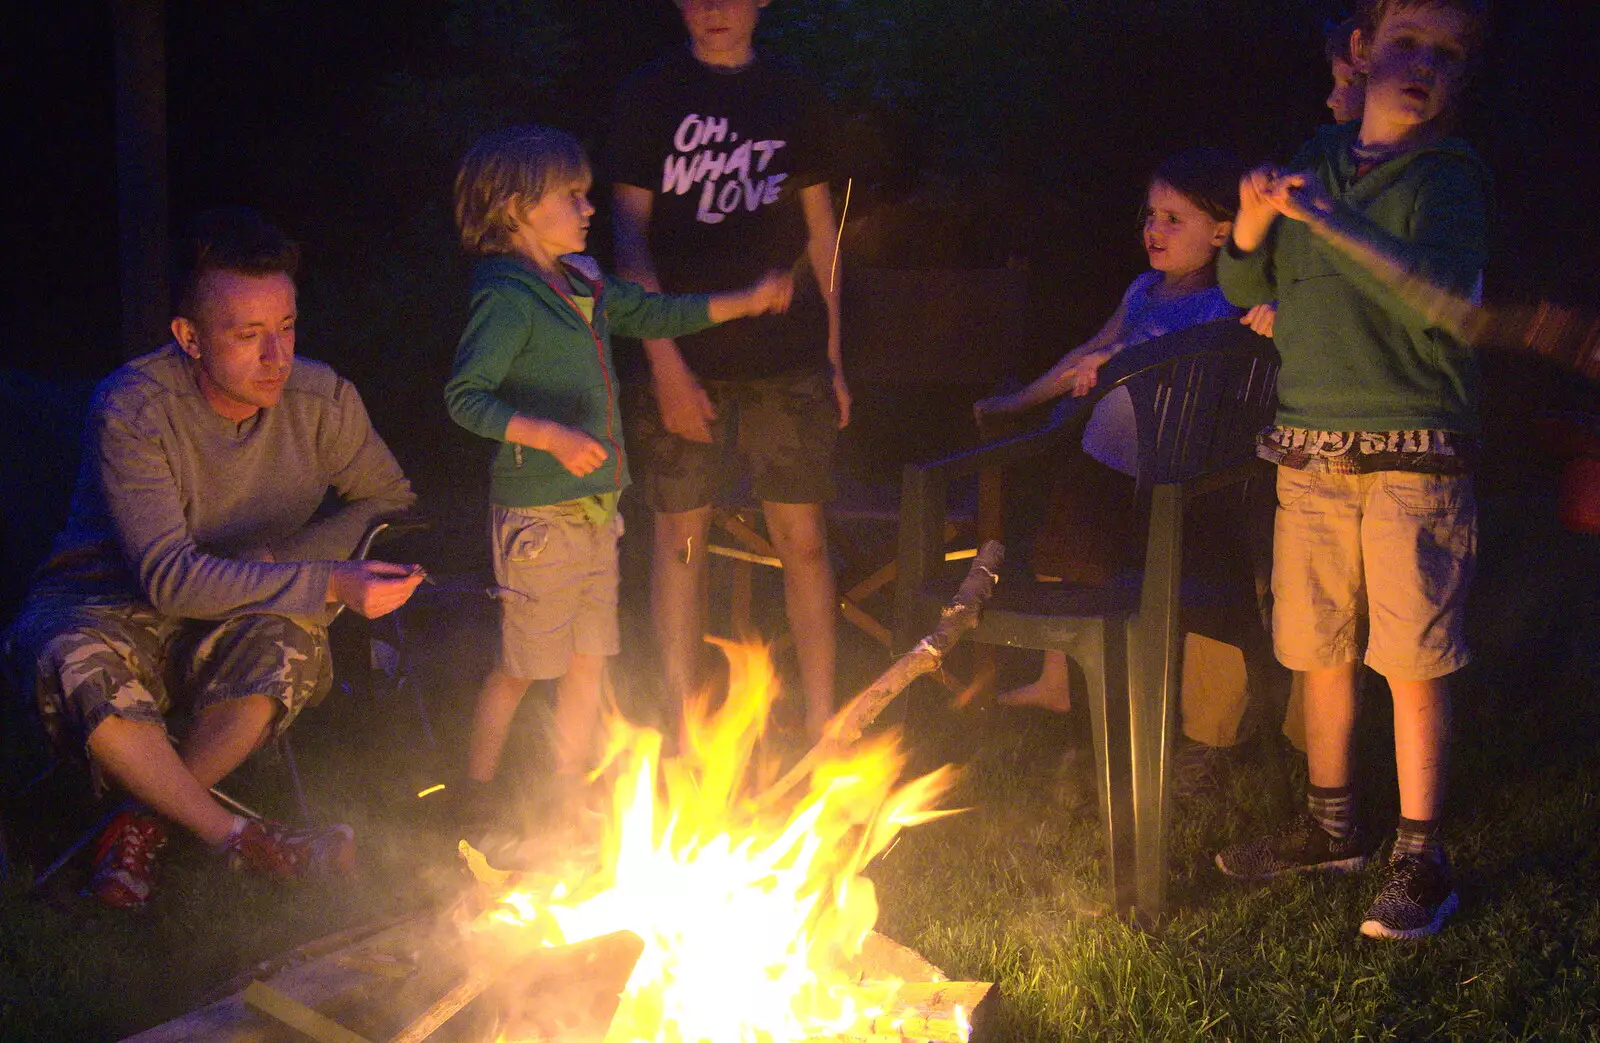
[3,208,424,907]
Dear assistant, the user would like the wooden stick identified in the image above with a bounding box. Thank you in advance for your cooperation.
[385,968,495,1043]
[761,541,1004,805]
[244,981,374,1043]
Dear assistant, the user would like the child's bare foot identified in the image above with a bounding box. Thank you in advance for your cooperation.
[996,677,1074,713]
[997,651,1072,712]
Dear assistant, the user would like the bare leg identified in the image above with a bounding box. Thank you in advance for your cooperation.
[551,653,606,776]
[1301,661,1361,790]
[1387,675,1450,822]
[87,717,237,845]
[653,506,712,742]
[467,668,534,783]
[763,501,836,741]
[997,651,1074,712]
[180,693,278,790]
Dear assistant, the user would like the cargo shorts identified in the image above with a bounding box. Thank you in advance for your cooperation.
[5,596,330,770]
[628,367,839,512]
[1270,467,1476,680]
[490,501,623,680]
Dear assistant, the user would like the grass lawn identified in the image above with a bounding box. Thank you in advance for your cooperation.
[3,491,1600,1041]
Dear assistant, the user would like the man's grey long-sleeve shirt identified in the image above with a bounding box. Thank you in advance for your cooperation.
[34,344,415,621]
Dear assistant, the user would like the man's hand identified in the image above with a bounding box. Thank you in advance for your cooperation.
[650,351,717,443]
[544,424,609,477]
[831,365,852,428]
[327,561,424,618]
[1241,303,1277,337]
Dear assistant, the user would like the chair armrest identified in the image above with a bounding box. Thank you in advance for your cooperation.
[351,510,436,563]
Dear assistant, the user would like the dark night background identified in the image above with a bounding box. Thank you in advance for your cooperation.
[4,0,1599,579]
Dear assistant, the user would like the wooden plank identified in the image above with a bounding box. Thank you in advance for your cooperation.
[243,982,373,1043]
[122,914,454,1043]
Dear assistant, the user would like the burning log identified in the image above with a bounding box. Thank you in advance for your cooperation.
[763,540,1003,805]
[390,929,644,1043]
[810,980,994,1043]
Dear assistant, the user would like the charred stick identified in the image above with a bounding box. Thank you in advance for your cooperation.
[761,541,1004,805]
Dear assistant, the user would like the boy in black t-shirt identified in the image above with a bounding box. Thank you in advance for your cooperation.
[610,0,847,742]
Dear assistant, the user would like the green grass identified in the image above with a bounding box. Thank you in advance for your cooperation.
[4,552,1600,1041]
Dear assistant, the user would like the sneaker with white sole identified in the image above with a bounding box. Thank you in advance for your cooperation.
[1215,812,1369,880]
[1359,852,1458,940]
[86,810,169,908]
[223,819,356,880]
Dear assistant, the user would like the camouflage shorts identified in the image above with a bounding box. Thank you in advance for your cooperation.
[628,367,839,512]
[4,597,331,765]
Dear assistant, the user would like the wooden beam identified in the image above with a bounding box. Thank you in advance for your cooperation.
[113,0,170,358]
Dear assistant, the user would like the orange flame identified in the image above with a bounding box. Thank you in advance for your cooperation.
[464,639,962,1042]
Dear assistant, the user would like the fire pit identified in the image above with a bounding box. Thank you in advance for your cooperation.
[124,547,1003,1043]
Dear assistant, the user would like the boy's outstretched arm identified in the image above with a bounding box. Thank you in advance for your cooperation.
[800,182,849,427]
[613,183,716,444]
[707,271,794,322]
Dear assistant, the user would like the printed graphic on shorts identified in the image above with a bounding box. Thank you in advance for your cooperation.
[660,113,789,225]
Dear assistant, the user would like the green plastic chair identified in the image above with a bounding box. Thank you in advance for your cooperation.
[894,319,1279,920]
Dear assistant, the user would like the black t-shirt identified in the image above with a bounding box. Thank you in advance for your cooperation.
[608,50,834,380]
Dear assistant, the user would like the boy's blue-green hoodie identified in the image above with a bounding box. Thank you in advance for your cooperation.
[1219,121,1491,434]
[445,253,714,507]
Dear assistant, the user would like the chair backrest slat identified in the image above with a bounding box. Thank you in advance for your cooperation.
[1101,322,1277,491]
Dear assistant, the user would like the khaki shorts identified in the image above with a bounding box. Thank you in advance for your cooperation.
[490,503,622,680]
[1271,467,1476,680]
[5,598,329,773]
[628,367,839,512]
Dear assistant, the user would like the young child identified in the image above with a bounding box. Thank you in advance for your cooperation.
[1211,0,1490,941]
[444,126,791,820]
[1241,16,1369,338]
[1324,16,1368,124]
[974,147,1244,726]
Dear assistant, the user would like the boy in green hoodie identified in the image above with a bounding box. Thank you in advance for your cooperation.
[445,126,791,820]
[1211,0,1490,940]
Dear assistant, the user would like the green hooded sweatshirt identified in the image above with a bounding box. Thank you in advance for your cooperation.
[445,254,713,508]
[1218,121,1491,434]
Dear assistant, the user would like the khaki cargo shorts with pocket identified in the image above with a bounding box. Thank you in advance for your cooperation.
[490,501,623,680]
[1270,467,1476,680]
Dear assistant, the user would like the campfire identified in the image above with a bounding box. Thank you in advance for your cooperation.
[128,545,1002,1043]
[457,637,970,1043]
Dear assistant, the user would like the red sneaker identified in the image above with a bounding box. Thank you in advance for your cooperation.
[223,819,356,880]
[87,810,169,908]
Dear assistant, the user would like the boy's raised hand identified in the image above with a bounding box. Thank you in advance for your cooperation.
[1265,169,1336,225]
[545,424,609,477]
[1233,164,1284,253]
